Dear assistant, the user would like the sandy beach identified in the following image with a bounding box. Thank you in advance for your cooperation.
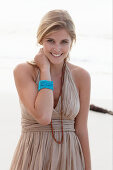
[0,66,112,170]
[0,0,112,169]
[88,99,112,170]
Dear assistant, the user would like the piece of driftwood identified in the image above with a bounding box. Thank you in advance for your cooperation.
[90,104,113,115]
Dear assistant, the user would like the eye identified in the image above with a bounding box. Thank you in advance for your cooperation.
[62,40,69,44]
[47,39,54,43]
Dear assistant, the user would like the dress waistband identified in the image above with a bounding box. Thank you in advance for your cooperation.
[22,119,75,132]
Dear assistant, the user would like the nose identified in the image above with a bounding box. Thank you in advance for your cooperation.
[53,48,60,53]
[52,44,61,53]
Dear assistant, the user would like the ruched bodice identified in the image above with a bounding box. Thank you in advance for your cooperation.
[10,62,85,170]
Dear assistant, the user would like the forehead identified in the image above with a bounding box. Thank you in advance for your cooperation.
[45,29,71,40]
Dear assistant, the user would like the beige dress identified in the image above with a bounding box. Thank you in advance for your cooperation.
[10,62,85,170]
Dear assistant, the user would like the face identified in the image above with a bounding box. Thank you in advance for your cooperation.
[42,29,72,64]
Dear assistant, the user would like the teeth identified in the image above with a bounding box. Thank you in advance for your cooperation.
[52,53,61,57]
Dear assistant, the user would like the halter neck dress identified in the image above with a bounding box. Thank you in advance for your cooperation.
[10,62,85,170]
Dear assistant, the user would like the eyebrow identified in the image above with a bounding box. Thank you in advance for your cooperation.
[46,38,69,42]
[61,39,69,42]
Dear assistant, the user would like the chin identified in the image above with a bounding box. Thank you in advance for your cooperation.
[49,57,66,65]
[47,54,67,64]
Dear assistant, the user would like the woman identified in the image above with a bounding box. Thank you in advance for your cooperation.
[10,10,91,170]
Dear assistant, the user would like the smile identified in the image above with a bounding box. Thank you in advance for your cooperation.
[50,52,63,57]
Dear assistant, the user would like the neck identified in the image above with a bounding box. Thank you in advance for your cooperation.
[50,62,65,78]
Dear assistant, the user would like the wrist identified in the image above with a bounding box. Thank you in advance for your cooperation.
[40,66,50,72]
[40,68,51,81]
[38,80,53,91]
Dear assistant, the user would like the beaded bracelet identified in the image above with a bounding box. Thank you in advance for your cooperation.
[38,80,54,91]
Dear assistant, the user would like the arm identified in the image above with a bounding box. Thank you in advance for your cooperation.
[74,68,91,170]
[13,63,54,125]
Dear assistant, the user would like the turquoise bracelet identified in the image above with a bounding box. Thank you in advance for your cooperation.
[38,80,54,91]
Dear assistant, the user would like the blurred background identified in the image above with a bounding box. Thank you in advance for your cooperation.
[0,0,112,169]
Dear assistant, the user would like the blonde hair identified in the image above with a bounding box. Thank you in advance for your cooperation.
[37,9,76,46]
[27,10,76,65]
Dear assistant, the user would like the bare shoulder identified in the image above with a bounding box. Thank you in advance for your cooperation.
[13,62,37,81]
[14,62,34,73]
[67,62,91,91]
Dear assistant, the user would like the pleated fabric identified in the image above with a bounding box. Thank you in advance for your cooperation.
[10,62,85,170]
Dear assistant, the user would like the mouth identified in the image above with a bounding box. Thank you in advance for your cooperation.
[50,52,63,57]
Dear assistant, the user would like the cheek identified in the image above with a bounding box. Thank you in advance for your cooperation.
[42,45,52,57]
[64,46,71,53]
[43,43,51,52]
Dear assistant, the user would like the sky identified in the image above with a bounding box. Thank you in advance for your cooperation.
[0,0,112,37]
